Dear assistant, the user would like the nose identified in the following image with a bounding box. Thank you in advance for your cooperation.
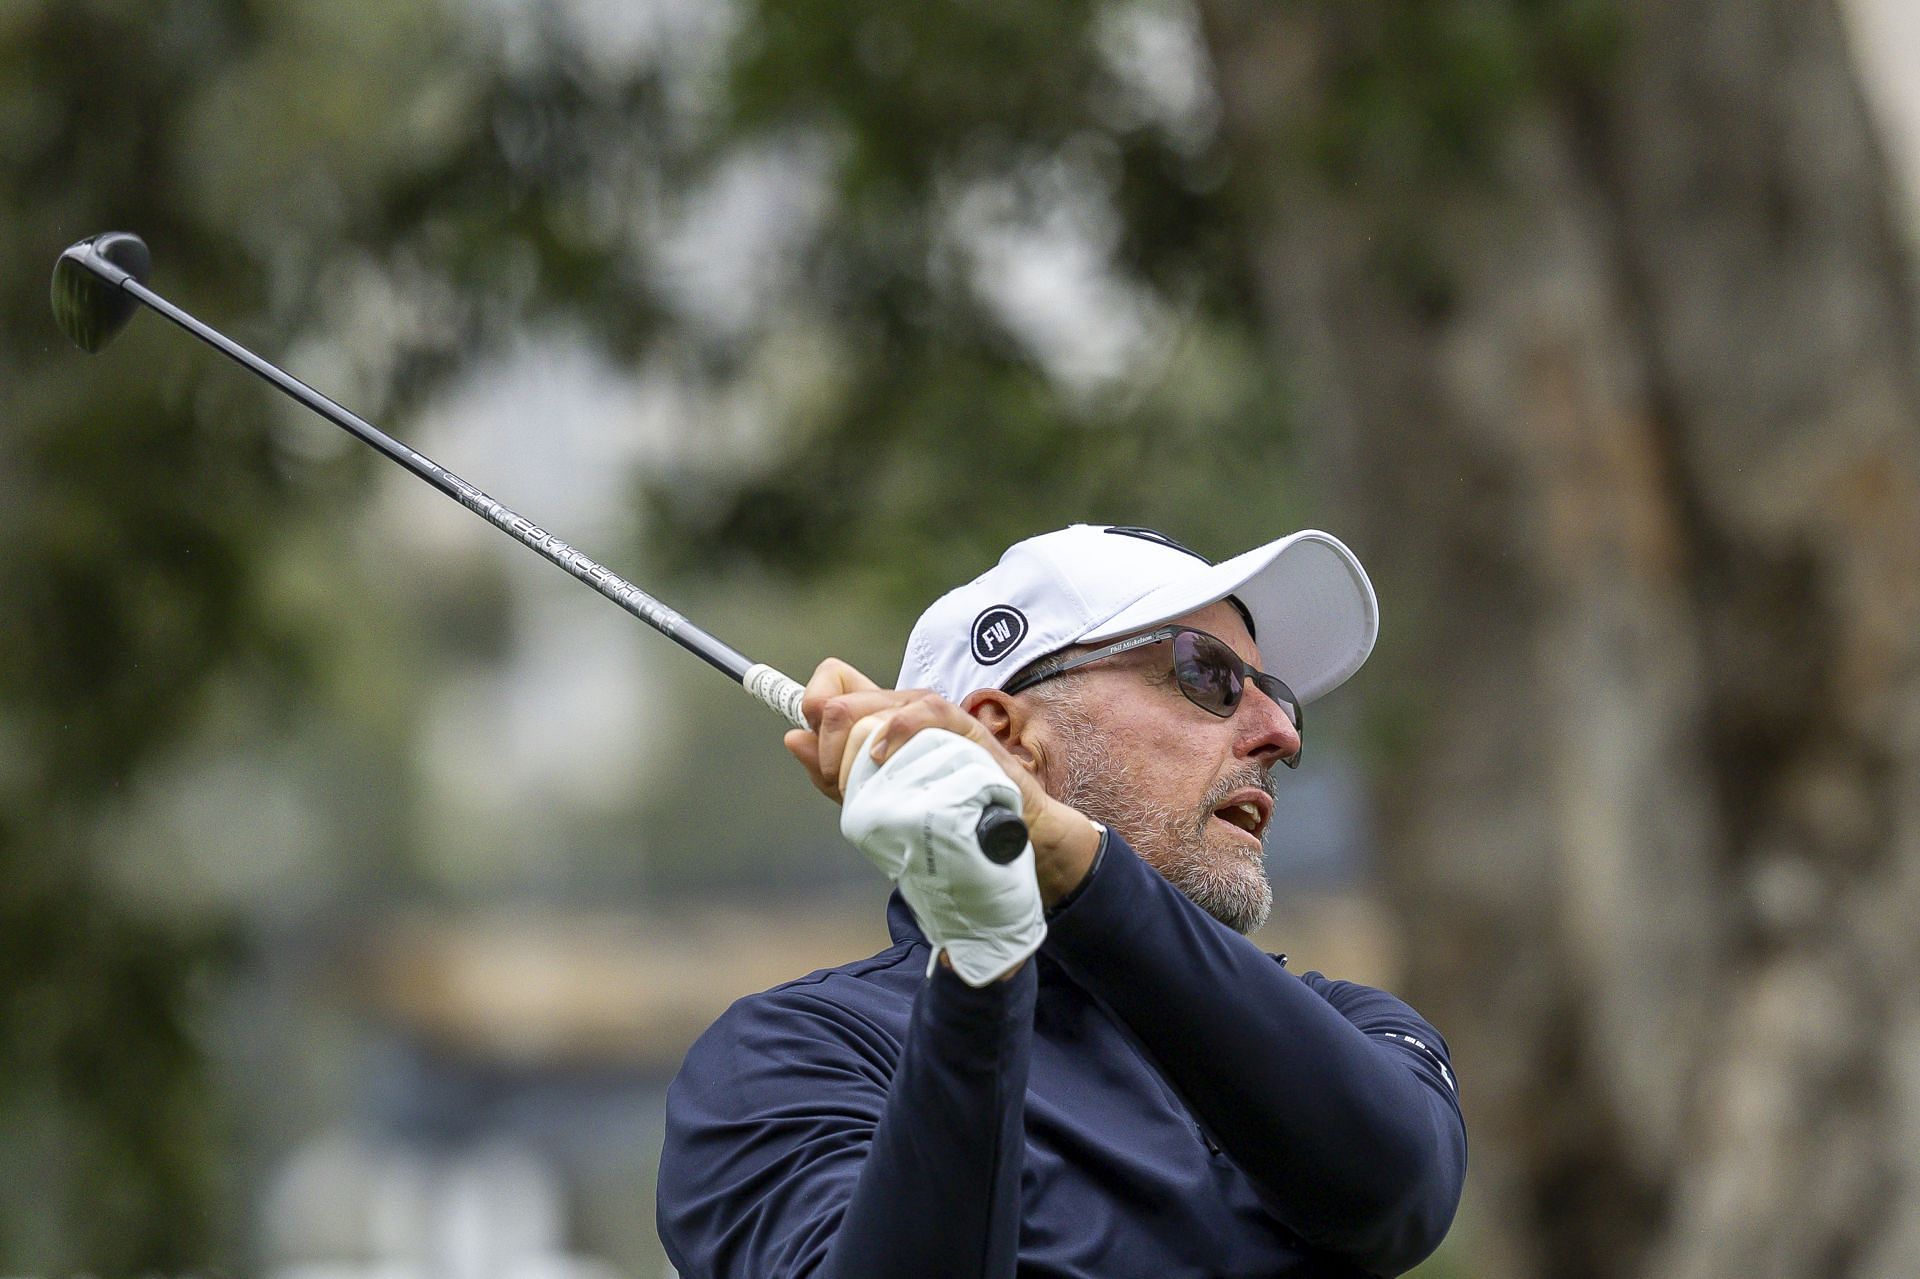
[1237,681,1303,769]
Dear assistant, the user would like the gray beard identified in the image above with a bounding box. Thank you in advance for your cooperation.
[1042,700,1275,935]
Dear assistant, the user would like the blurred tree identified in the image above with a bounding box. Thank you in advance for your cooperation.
[1195,1,1920,1275]
[1,4,294,1262]
[639,0,1920,1275]
[9,0,1915,1273]
[634,0,1303,600]
[0,0,671,1268]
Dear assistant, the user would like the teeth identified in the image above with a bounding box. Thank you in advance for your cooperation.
[1218,802,1262,833]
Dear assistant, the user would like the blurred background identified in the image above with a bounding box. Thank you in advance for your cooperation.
[4,0,1919,1276]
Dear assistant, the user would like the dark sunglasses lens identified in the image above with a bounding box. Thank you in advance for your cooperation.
[1172,631,1241,716]
[1252,674,1303,732]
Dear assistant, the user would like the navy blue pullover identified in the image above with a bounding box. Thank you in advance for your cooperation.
[658,830,1466,1278]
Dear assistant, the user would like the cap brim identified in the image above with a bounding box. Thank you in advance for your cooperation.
[1081,530,1378,703]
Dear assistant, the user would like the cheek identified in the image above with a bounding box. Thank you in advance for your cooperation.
[1127,727,1224,808]
[1075,682,1235,805]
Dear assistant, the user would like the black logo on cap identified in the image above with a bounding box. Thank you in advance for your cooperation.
[1105,526,1254,638]
[971,606,1028,665]
[1104,526,1214,564]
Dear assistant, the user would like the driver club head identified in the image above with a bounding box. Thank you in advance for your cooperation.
[52,232,151,353]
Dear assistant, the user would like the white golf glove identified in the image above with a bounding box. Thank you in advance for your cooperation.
[841,728,1045,987]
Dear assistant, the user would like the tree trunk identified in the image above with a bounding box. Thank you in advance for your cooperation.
[1200,2,1920,1275]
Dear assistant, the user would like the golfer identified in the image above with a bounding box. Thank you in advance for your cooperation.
[658,525,1467,1278]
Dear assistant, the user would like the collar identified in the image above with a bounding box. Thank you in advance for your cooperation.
[885,889,923,947]
[886,889,1075,985]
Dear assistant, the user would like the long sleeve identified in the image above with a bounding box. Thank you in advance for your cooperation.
[1043,831,1466,1276]
[657,953,1036,1279]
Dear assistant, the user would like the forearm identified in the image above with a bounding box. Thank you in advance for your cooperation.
[822,961,1036,1279]
[1044,833,1464,1271]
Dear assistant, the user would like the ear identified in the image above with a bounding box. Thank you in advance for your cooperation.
[963,688,1044,771]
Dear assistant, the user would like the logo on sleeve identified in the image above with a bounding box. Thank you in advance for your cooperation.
[970,606,1028,665]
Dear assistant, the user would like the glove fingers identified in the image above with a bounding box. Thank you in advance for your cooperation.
[840,729,1045,986]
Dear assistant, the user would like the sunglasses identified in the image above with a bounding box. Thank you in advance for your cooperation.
[1003,625,1304,768]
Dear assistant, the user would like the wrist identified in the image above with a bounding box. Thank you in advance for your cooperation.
[939,949,1028,983]
[1029,799,1102,907]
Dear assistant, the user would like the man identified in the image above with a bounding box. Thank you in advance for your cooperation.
[658,525,1467,1278]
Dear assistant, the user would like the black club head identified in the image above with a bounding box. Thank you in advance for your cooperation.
[52,232,151,353]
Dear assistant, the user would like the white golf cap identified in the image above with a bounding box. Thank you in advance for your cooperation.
[898,524,1379,705]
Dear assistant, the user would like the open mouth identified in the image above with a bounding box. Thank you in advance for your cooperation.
[1211,793,1272,841]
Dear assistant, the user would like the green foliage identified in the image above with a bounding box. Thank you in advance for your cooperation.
[629,0,1296,608]
[624,0,1622,601]
[1,0,1628,1266]
[0,0,671,1266]
[1206,0,1623,326]
[0,855,231,1272]
[2,5,294,1265]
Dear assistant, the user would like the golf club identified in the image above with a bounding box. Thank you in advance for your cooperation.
[52,231,1029,864]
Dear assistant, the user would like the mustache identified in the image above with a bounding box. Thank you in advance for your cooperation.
[1197,765,1276,818]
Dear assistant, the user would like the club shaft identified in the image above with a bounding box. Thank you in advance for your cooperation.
[80,250,1026,862]
[120,277,809,728]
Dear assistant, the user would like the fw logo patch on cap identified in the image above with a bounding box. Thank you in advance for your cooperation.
[971,606,1028,665]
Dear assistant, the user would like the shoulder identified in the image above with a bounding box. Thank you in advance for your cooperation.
[1291,967,1432,1027]
[672,939,927,1095]
[1293,966,1460,1098]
